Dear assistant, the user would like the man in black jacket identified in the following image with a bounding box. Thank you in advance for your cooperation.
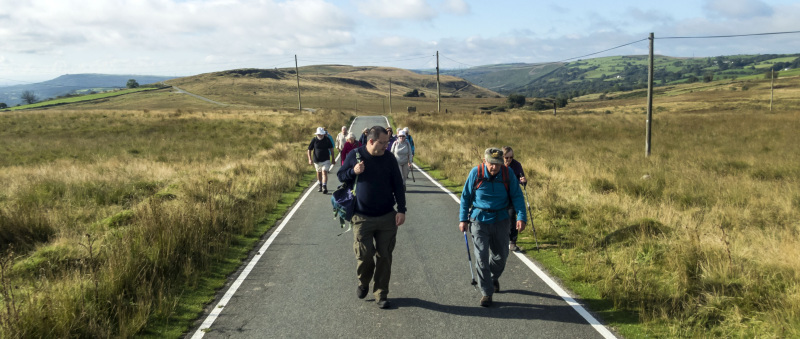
[337,126,406,309]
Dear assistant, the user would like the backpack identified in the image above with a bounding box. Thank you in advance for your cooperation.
[472,163,513,214]
[475,163,510,192]
[332,151,362,227]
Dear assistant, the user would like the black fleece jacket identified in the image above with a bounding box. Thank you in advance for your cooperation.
[337,146,407,216]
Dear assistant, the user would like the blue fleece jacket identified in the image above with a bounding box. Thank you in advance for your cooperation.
[337,146,407,217]
[459,164,526,223]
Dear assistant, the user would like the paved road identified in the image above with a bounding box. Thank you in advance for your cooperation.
[189,116,617,338]
[171,85,228,106]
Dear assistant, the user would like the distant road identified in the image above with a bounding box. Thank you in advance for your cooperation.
[170,85,228,106]
[188,116,618,339]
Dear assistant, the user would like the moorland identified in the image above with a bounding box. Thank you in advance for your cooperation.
[1,62,798,338]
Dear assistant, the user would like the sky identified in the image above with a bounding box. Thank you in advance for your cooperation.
[1,0,800,85]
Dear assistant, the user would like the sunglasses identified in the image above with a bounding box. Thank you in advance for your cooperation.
[504,156,513,160]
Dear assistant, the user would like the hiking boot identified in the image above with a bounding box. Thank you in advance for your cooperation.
[377,298,391,309]
[479,296,492,307]
[510,243,520,252]
[322,186,328,194]
[356,285,368,299]
[493,280,500,293]
[318,185,323,192]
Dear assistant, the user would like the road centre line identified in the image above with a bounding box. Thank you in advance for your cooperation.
[412,164,617,339]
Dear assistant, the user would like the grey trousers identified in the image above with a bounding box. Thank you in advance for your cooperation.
[352,211,398,299]
[470,218,511,297]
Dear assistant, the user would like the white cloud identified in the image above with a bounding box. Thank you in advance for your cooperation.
[441,0,469,15]
[356,0,436,20]
[703,0,773,19]
[0,0,355,54]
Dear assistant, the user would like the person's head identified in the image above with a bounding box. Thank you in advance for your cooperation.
[386,126,393,136]
[484,147,504,175]
[341,126,347,133]
[397,130,407,141]
[403,127,409,135]
[315,127,325,140]
[502,146,514,166]
[346,133,355,142]
[366,126,389,156]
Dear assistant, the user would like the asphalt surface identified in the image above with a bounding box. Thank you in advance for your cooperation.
[189,116,615,338]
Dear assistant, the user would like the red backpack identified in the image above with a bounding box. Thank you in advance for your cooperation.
[475,163,510,193]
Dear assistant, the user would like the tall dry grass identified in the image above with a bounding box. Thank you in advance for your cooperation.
[396,77,800,336]
[0,108,349,337]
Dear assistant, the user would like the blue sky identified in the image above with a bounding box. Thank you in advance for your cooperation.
[1,0,799,85]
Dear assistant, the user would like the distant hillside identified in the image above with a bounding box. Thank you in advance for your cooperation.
[421,54,800,99]
[0,74,176,107]
[165,65,501,107]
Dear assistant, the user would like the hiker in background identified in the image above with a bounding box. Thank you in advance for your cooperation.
[336,126,348,152]
[390,130,413,188]
[458,148,526,307]
[337,126,406,309]
[359,127,369,146]
[402,127,415,157]
[385,126,397,151]
[324,127,336,172]
[341,133,361,166]
[308,127,335,194]
[502,146,527,252]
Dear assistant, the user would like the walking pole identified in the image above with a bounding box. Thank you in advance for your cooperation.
[522,185,540,252]
[463,231,478,290]
[410,162,415,182]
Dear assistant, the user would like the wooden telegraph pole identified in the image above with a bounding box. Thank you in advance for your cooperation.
[389,78,392,115]
[436,51,441,113]
[645,32,654,158]
[295,55,302,113]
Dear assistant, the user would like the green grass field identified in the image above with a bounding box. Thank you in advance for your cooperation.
[4,87,161,111]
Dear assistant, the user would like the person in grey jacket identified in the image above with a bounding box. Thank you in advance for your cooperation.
[390,130,413,187]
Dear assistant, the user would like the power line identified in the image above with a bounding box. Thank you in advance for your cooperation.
[658,30,800,40]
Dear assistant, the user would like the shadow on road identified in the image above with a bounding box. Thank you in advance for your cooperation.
[389,297,594,324]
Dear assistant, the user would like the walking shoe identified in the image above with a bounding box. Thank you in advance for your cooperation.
[318,185,323,192]
[510,243,521,252]
[479,296,492,307]
[322,186,328,194]
[377,298,391,309]
[493,280,500,293]
[356,285,368,299]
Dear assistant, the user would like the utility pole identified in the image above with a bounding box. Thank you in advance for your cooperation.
[295,55,302,113]
[645,32,654,158]
[770,69,774,112]
[436,51,441,113]
[389,77,392,115]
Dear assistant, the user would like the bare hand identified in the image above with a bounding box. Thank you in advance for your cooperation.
[354,162,365,174]
[396,213,405,226]
[520,176,527,184]
[516,220,526,232]
[308,159,312,165]
[459,221,470,232]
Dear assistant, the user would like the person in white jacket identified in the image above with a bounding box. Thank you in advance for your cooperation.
[390,130,413,187]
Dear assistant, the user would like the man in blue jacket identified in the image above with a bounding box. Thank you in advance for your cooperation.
[459,148,526,307]
[338,126,406,309]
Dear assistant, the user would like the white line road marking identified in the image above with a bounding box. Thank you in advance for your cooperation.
[191,181,319,339]
[413,162,617,339]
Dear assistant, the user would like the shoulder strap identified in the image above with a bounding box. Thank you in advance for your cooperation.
[501,165,510,192]
[475,164,486,190]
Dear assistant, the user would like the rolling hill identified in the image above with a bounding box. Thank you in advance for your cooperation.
[422,53,800,99]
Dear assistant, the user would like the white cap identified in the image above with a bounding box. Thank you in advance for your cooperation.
[398,130,407,136]
[315,127,325,135]
[403,127,409,133]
